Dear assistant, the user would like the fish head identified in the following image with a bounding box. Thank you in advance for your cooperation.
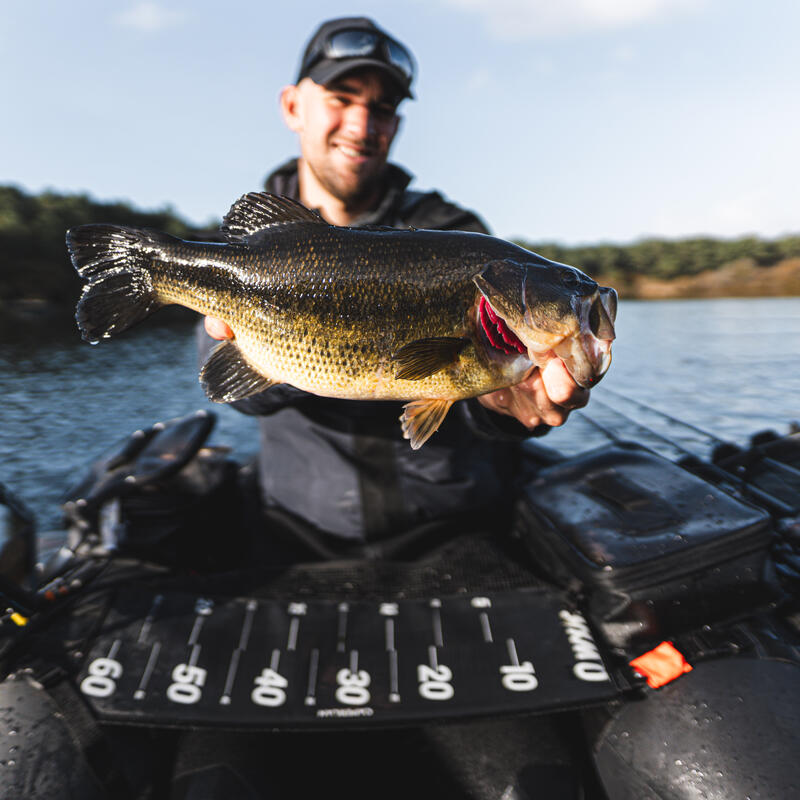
[473,257,617,388]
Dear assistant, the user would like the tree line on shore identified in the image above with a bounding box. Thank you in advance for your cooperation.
[2,185,798,318]
[1,185,203,315]
[515,234,800,284]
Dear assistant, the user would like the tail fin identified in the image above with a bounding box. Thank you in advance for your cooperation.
[66,224,173,342]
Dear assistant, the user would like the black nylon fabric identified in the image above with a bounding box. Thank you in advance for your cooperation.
[197,160,533,545]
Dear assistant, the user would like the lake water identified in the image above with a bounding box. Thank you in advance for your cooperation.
[1,298,798,530]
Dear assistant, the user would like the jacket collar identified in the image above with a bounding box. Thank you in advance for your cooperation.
[264,159,413,226]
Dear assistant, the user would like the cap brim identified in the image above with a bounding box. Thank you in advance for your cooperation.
[305,58,413,99]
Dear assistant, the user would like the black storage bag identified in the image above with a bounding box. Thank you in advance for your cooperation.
[513,442,778,648]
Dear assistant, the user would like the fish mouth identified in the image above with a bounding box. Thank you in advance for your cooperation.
[479,288,617,389]
[552,290,616,388]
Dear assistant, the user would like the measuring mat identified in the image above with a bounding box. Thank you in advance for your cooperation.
[77,587,621,728]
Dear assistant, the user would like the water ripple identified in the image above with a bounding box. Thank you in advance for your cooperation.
[1,298,799,530]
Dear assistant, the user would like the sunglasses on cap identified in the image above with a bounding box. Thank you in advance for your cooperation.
[305,29,416,84]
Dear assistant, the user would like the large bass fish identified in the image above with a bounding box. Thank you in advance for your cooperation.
[67,192,617,448]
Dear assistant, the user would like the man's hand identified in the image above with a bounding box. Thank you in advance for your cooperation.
[205,316,234,340]
[477,359,590,429]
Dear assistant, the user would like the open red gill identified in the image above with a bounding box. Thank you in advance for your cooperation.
[478,297,526,356]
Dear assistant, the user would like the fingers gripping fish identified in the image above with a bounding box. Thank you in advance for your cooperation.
[66,192,617,448]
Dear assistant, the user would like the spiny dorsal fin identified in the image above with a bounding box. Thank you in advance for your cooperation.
[220,192,327,241]
[200,340,278,402]
[400,398,454,449]
[391,337,468,381]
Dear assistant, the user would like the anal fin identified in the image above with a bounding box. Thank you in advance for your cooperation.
[400,398,454,449]
[200,340,278,402]
[392,337,468,381]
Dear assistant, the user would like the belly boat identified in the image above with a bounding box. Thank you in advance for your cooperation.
[1,408,799,799]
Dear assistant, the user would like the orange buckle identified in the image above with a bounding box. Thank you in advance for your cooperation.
[629,641,692,688]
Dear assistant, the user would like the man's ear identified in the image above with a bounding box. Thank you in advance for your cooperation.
[280,84,302,133]
[391,113,403,141]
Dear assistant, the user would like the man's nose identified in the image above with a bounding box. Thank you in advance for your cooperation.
[343,103,375,140]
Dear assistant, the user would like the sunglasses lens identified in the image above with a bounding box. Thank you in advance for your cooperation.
[327,30,379,58]
[385,40,414,79]
[319,29,414,84]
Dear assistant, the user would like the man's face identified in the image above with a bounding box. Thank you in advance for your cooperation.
[283,70,401,205]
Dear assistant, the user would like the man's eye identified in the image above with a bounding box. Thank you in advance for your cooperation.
[373,105,396,121]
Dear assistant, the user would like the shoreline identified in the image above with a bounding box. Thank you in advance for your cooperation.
[596,257,800,300]
[4,259,799,322]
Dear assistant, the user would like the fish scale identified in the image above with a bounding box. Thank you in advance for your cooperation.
[67,191,616,448]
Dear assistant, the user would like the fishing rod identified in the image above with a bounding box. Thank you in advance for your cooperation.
[579,400,686,460]
[599,387,800,483]
[577,397,797,517]
[600,387,729,446]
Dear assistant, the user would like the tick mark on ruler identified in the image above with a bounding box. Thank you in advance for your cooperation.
[134,641,161,701]
[138,594,163,644]
[305,648,319,706]
[430,599,444,648]
[220,601,259,706]
[389,650,400,703]
[287,617,300,651]
[479,612,493,643]
[188,616,205,647]
[337,602,349,653]
[506,638,520,667]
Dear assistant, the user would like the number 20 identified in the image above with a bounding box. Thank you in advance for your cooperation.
[417,664,454,700]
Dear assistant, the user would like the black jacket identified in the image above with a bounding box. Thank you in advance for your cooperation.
[199,160,532,545]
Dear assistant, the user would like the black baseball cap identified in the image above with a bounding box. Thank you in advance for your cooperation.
[296,17,416,99]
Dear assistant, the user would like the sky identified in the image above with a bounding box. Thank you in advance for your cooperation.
[2,0,799,244]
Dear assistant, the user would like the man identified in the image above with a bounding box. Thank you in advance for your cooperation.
[202,16,589,551]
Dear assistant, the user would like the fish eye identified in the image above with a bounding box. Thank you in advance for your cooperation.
[559,269,579,288]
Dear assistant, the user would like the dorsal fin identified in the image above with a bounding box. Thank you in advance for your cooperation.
[220,192,327,241]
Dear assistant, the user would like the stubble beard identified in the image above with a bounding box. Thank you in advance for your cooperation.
[309,154,386,211]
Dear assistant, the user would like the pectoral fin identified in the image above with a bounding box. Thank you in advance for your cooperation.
[200,340,278,402]
[400,398,454,449]
[391,337,468,381]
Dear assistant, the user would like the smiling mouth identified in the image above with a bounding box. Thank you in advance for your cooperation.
[336,143,375,160]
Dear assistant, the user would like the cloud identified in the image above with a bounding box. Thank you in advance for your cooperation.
[116,2,184,33]
[442,0,705,40]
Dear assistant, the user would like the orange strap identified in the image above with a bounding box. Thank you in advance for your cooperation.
[629,641,693,688]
